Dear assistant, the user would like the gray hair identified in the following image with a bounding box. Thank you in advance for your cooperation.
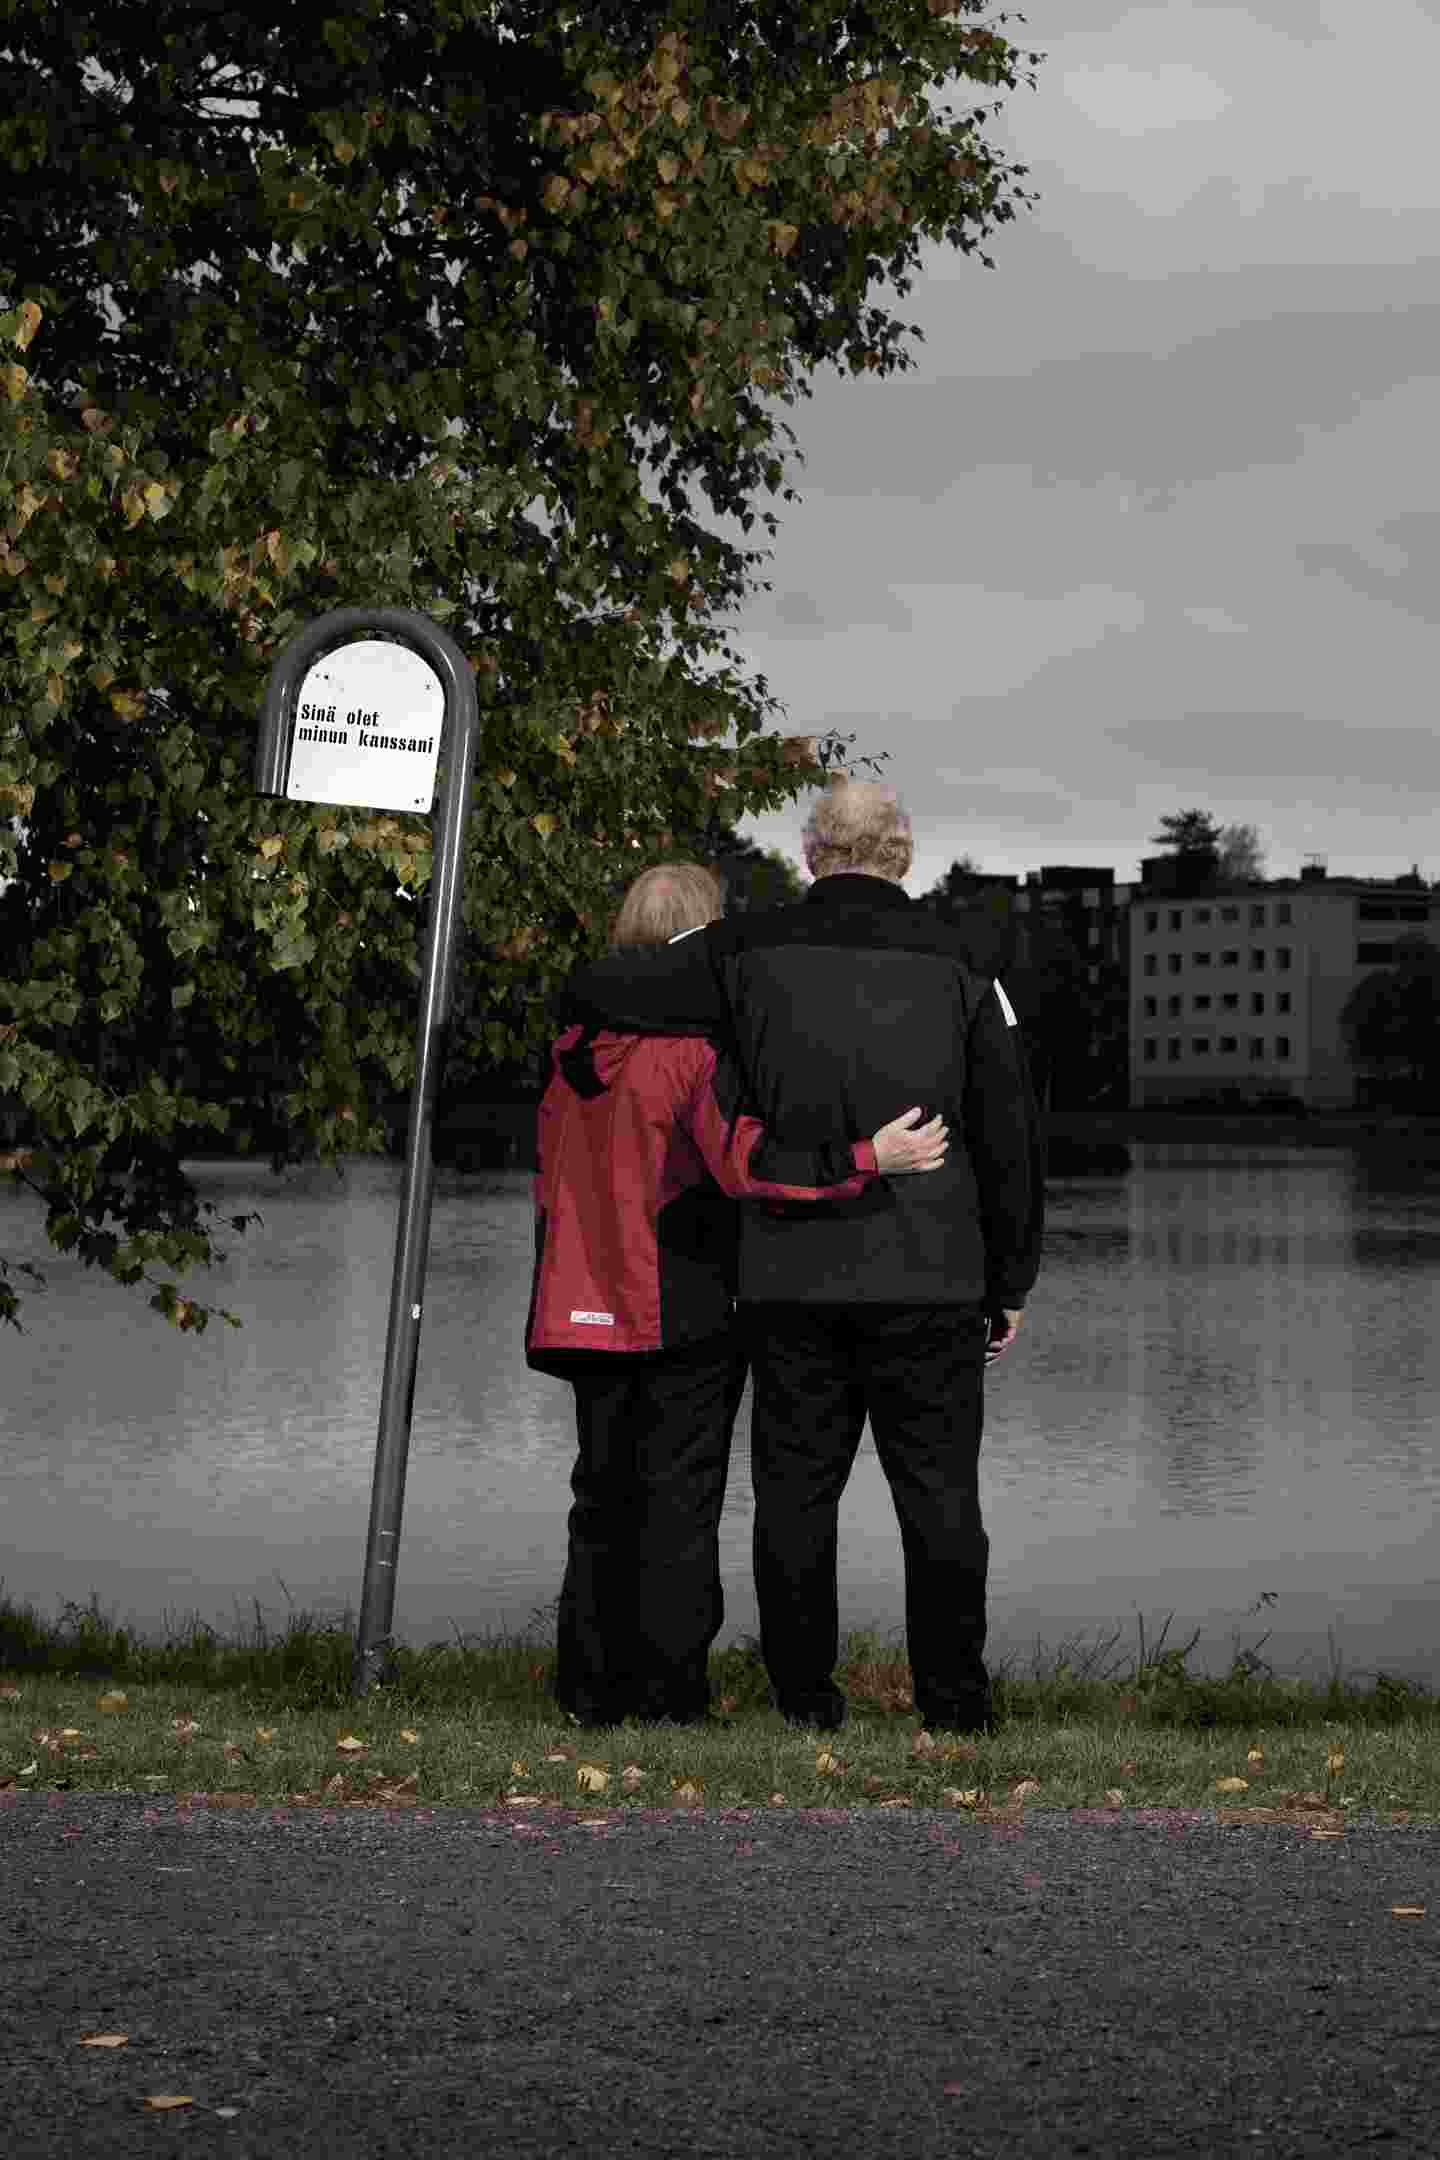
[801,775,913,882]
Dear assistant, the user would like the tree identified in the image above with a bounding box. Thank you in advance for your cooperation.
[1149,809,1223,865]
[1216,822,1267,884]
[0,2,1043,1331]
[1339,934,1440,1109]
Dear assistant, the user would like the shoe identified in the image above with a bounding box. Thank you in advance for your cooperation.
[776,1690,848,1732]
[916,1693,994,1737]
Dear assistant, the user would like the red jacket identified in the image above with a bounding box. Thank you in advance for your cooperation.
[524,1020,881,1373]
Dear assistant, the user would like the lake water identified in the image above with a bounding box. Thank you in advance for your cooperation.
[2,1148,1438,1691]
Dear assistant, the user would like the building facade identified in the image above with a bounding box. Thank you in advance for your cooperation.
[1129,860,1439,1109]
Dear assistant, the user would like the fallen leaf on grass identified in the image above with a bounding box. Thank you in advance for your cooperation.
[1247,1745,1265,1770]
[78,2034,128,2048]
[1,1682,23,1700]
[1392,1906,1426,1918]
[1215,1776,1249,1794]
[671,1776,704,1805]
[254,1728,276,1744]
[399,1729,420,1744]
[172,1717,200,1742]
[335,1734,367,1755]
[17,1760,37,1777]
[814,1747,847,1776]
[942,1788,988,1810]
[144,2095,194,2111]
[1009,1777,1041,1804]
[222,1742,248,1762]
[1104,1789,1125,1808]
[96,1692,128,1713]
[621,1764,645,1791]
[577,1763,609,1793]
[1327,1746,1345,1776]
[1115,1760,1138,1779]
[504,1793,545,1808]
[542,1750,571,1765]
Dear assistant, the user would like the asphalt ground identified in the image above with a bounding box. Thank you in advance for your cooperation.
[5,1794,1437,2159]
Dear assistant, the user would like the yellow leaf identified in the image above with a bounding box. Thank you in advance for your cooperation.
[144,2096,194,2111]
[335,1734,367,1753]
[530,813,556,840]
[2,363,29,401]
[946,1788,984,1809]
[671,1776,704,1804]
[399,1729,420,1744]
[1247,1746,1265,1769]
[143,481,173,520]
[121,487,145,527]
[18,1760,37,1777]
[1104,1788,1125,1808]
[577,1763,609,1793]
[13,299,42,350]
[492,767,517,788]
[257,834,284,860]
[1326,1747,1345,1776]
[109,689,145,721]
[1214,1776,1249,1794]
[96,1691,128,1712]
[47,861,72,882]
[255,1727,276,1743]
[78,2034,128,2048]
[333,139,357,164]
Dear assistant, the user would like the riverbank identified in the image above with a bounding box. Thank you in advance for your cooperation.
[3,1592,1435,1823]
[418,1102,1440,1174]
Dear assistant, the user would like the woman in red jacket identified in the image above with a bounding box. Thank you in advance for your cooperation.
[525,861,948,1730]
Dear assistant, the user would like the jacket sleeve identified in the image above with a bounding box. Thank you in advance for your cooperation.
[679,1048,879,1202]
[963,977,1046,1308]
[557,926,731,1035]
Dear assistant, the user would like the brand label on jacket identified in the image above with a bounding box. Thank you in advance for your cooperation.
[994,979,1018,1027]
[570,1310,615,1325]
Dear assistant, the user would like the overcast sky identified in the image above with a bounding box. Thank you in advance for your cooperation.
[705,0,1440,898]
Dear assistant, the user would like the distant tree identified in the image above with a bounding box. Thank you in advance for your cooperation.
[1216,822,1267,883]
[918,857,1016,976]
[1150,809,1224,864]
[1339,934,1440,1108]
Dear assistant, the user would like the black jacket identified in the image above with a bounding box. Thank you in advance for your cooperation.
[558,874,1044,1310]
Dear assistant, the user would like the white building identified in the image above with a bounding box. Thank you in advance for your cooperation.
[1130,862,1439,1109]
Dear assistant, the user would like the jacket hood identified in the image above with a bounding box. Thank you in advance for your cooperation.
[556,1018,713,1101]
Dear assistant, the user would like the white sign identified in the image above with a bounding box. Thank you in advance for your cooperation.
[287,640,444,813]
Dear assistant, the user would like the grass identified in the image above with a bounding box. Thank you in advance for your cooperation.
[2,1587,1437,1825]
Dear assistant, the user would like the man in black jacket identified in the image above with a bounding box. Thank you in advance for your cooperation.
[557,777,1044,1734]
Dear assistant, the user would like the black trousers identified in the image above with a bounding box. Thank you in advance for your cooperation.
[554,1302,989,1725]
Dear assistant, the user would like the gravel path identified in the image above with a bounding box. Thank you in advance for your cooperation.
[5,1794,1438,2158]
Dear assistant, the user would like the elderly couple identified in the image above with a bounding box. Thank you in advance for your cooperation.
[524,776,1044,1736]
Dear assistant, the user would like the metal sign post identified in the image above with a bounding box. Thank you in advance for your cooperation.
[255,604,482,1698]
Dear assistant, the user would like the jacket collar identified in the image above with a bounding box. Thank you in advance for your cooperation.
[804,873,912,908]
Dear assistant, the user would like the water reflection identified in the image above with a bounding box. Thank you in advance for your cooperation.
[1,1146,1436,1687]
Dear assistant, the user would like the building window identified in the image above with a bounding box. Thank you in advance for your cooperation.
[1221,905,1240,923]
[1144,910,1158,933]
[1167,993,1183,1016]
[1219,1034,1239,1054]
[1168,953,1182,975]
[1143,1039,1157,1063]
[1193,950,1212,967]
[1192,1037,1211,1056]
[1276,946,1292,971]
[1276,991,1291,1014]
[1168,909,1183,931]
[1276,1036,1291,1060]
[1143,996,1157,1018]
[1220,949,1239,968]
[1143,952,1157,976]
[1357,943,1395,964]
[1249,1037,1265,1061]
[1193,993,1212,1012]
[1250,903,1266,927]
[1221,993,1239,1012]
[1249,948,1266,971]
[1083,888,1100,909]
[1167,1038,1181,1062]
[1250,991,1265,1015]
[1193,906,1212,925]
[1276,902,1292,924]
[1087,926,1100,948]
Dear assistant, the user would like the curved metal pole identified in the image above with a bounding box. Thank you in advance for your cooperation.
[256,606,484,1698]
